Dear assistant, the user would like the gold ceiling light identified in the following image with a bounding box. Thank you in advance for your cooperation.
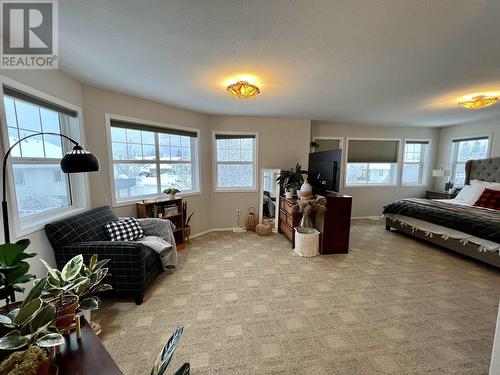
[459,95,498,110]
[226,81,260,99]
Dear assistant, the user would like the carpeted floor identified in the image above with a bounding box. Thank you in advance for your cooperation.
[95,220,500,374]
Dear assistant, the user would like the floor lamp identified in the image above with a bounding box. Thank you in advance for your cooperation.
[2,132,100,243]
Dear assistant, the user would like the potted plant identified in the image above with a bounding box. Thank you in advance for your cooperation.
[310,141,320,153]
[0,278,65,353]
[276,164,308,199]
[0,240,37,311]
[40,255,87,330]
[182,202,195,241]
[163,188,180,200]
[74,254,112,329]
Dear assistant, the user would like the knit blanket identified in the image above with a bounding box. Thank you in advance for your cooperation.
[136,218,178,268]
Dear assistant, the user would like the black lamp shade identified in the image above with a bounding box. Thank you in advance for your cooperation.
[60,145,100,173]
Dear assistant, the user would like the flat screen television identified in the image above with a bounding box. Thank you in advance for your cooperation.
[307,149,342,194]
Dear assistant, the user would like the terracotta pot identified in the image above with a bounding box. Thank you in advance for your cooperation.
[184,225,191,240]
[55,295,79,329]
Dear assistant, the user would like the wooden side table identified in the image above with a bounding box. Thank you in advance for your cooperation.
[425,190,458,200]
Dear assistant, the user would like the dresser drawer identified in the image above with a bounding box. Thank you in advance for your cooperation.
[280,222,293,241]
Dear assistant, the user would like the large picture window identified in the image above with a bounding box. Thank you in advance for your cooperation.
[451,136,490,185]
[402,140,430,186]
[213,133,257,191]
[2,86,84,231]
[109,119,200,202]
[345,139,399,186]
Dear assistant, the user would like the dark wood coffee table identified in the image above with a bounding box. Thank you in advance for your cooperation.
[54,318,122,375]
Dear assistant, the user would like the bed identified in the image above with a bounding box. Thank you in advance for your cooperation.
[383,157,500,268]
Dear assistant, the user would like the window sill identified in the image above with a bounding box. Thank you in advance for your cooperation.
[344,184,397,188]
[14,206,88,239]
[113,191,202,207]
[401,184,427,188]
[213,188,258,193]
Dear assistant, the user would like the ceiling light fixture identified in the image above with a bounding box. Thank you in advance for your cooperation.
[459,95,498,110]
[226,81,260,99]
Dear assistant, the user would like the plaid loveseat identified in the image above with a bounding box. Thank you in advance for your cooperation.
[44,206,163,304]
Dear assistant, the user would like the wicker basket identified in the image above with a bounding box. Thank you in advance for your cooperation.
[256,224,272,236]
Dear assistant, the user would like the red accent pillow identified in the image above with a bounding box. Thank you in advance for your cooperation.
[473,188,500,210]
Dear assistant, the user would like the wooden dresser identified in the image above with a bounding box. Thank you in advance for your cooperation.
[278,193,352,254]
[278,196,301,248]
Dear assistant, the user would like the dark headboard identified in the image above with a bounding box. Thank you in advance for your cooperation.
[464,157,500,184]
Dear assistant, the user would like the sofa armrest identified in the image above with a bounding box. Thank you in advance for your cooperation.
[58,241,148,294]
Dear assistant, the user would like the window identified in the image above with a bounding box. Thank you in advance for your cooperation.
[214,133,257,191]
[109,119,200,202]
[2,86,84,227]
[345,139,399,186]
[402,140,430,185]
[451,136,490,185]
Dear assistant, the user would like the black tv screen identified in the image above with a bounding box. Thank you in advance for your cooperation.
[308,149,342,193]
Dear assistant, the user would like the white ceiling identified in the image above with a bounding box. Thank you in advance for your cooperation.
[59,0,500,127]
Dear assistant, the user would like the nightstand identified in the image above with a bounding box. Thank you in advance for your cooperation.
[425,190,458,200]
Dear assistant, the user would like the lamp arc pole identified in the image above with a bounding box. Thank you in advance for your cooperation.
[2,132,99,243]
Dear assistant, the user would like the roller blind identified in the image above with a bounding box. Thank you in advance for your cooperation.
[452,136,488,143]
[406,140,429,145]
[215,134,256,140]
[110,120,197,138]
[347,140,399,163]
[3,86,78,118]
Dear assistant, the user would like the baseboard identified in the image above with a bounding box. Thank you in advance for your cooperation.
[351,216,383,220]
[190,227,238,239]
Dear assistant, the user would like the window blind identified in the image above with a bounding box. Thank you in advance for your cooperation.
[110,120,197,138]
[215,134,256,140]
[317,139,341,151]
[406,140,429,145]
[3,86,78,118]
[452,136,488,143]
[347,140,399,163]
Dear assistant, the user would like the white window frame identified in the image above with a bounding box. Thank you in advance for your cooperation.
[449,134,491,186]
[105,113,202,206]
[0,75,89,239]
[212,131,258,192]
[401,138,431,187]
[344,137,401,188]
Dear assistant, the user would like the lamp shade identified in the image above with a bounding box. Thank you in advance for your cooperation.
[432,168,451,177]
[60,145,100,173]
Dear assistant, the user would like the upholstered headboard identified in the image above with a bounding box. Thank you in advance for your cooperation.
[465,157,500,184]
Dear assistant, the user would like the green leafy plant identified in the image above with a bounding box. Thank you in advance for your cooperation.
[0,240,37,308]
[276,164,308,192]
[163,188,180,195]
[0,278,64,351]
[182,202,195,227]
[41,255,87,306]
[74,255,112,311]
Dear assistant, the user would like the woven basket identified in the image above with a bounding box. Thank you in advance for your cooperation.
[256,224,272,236]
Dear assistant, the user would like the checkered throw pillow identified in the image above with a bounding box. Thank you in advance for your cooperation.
[473,188,500,211]
[104,217,145,241]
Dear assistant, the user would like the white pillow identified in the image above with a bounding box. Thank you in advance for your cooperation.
[464,180,500,205]
[455,185,472,201]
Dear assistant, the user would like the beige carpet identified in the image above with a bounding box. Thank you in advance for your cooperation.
[95,220,500,374]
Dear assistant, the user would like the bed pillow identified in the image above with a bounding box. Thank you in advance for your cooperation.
[473,188,500,210]
[454,185,472,201]
[105,217,144,241]
[464,180,500,205]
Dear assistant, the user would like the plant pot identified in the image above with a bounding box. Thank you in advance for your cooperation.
[285,190,294,199]
[169,194,176,200]
[55,294,79,330]
[184,225,191,240]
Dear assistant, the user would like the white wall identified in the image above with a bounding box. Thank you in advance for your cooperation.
[435,119,499,189]
[312,122,440,217]
[0,70,84,285]
[208,116,310,229]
